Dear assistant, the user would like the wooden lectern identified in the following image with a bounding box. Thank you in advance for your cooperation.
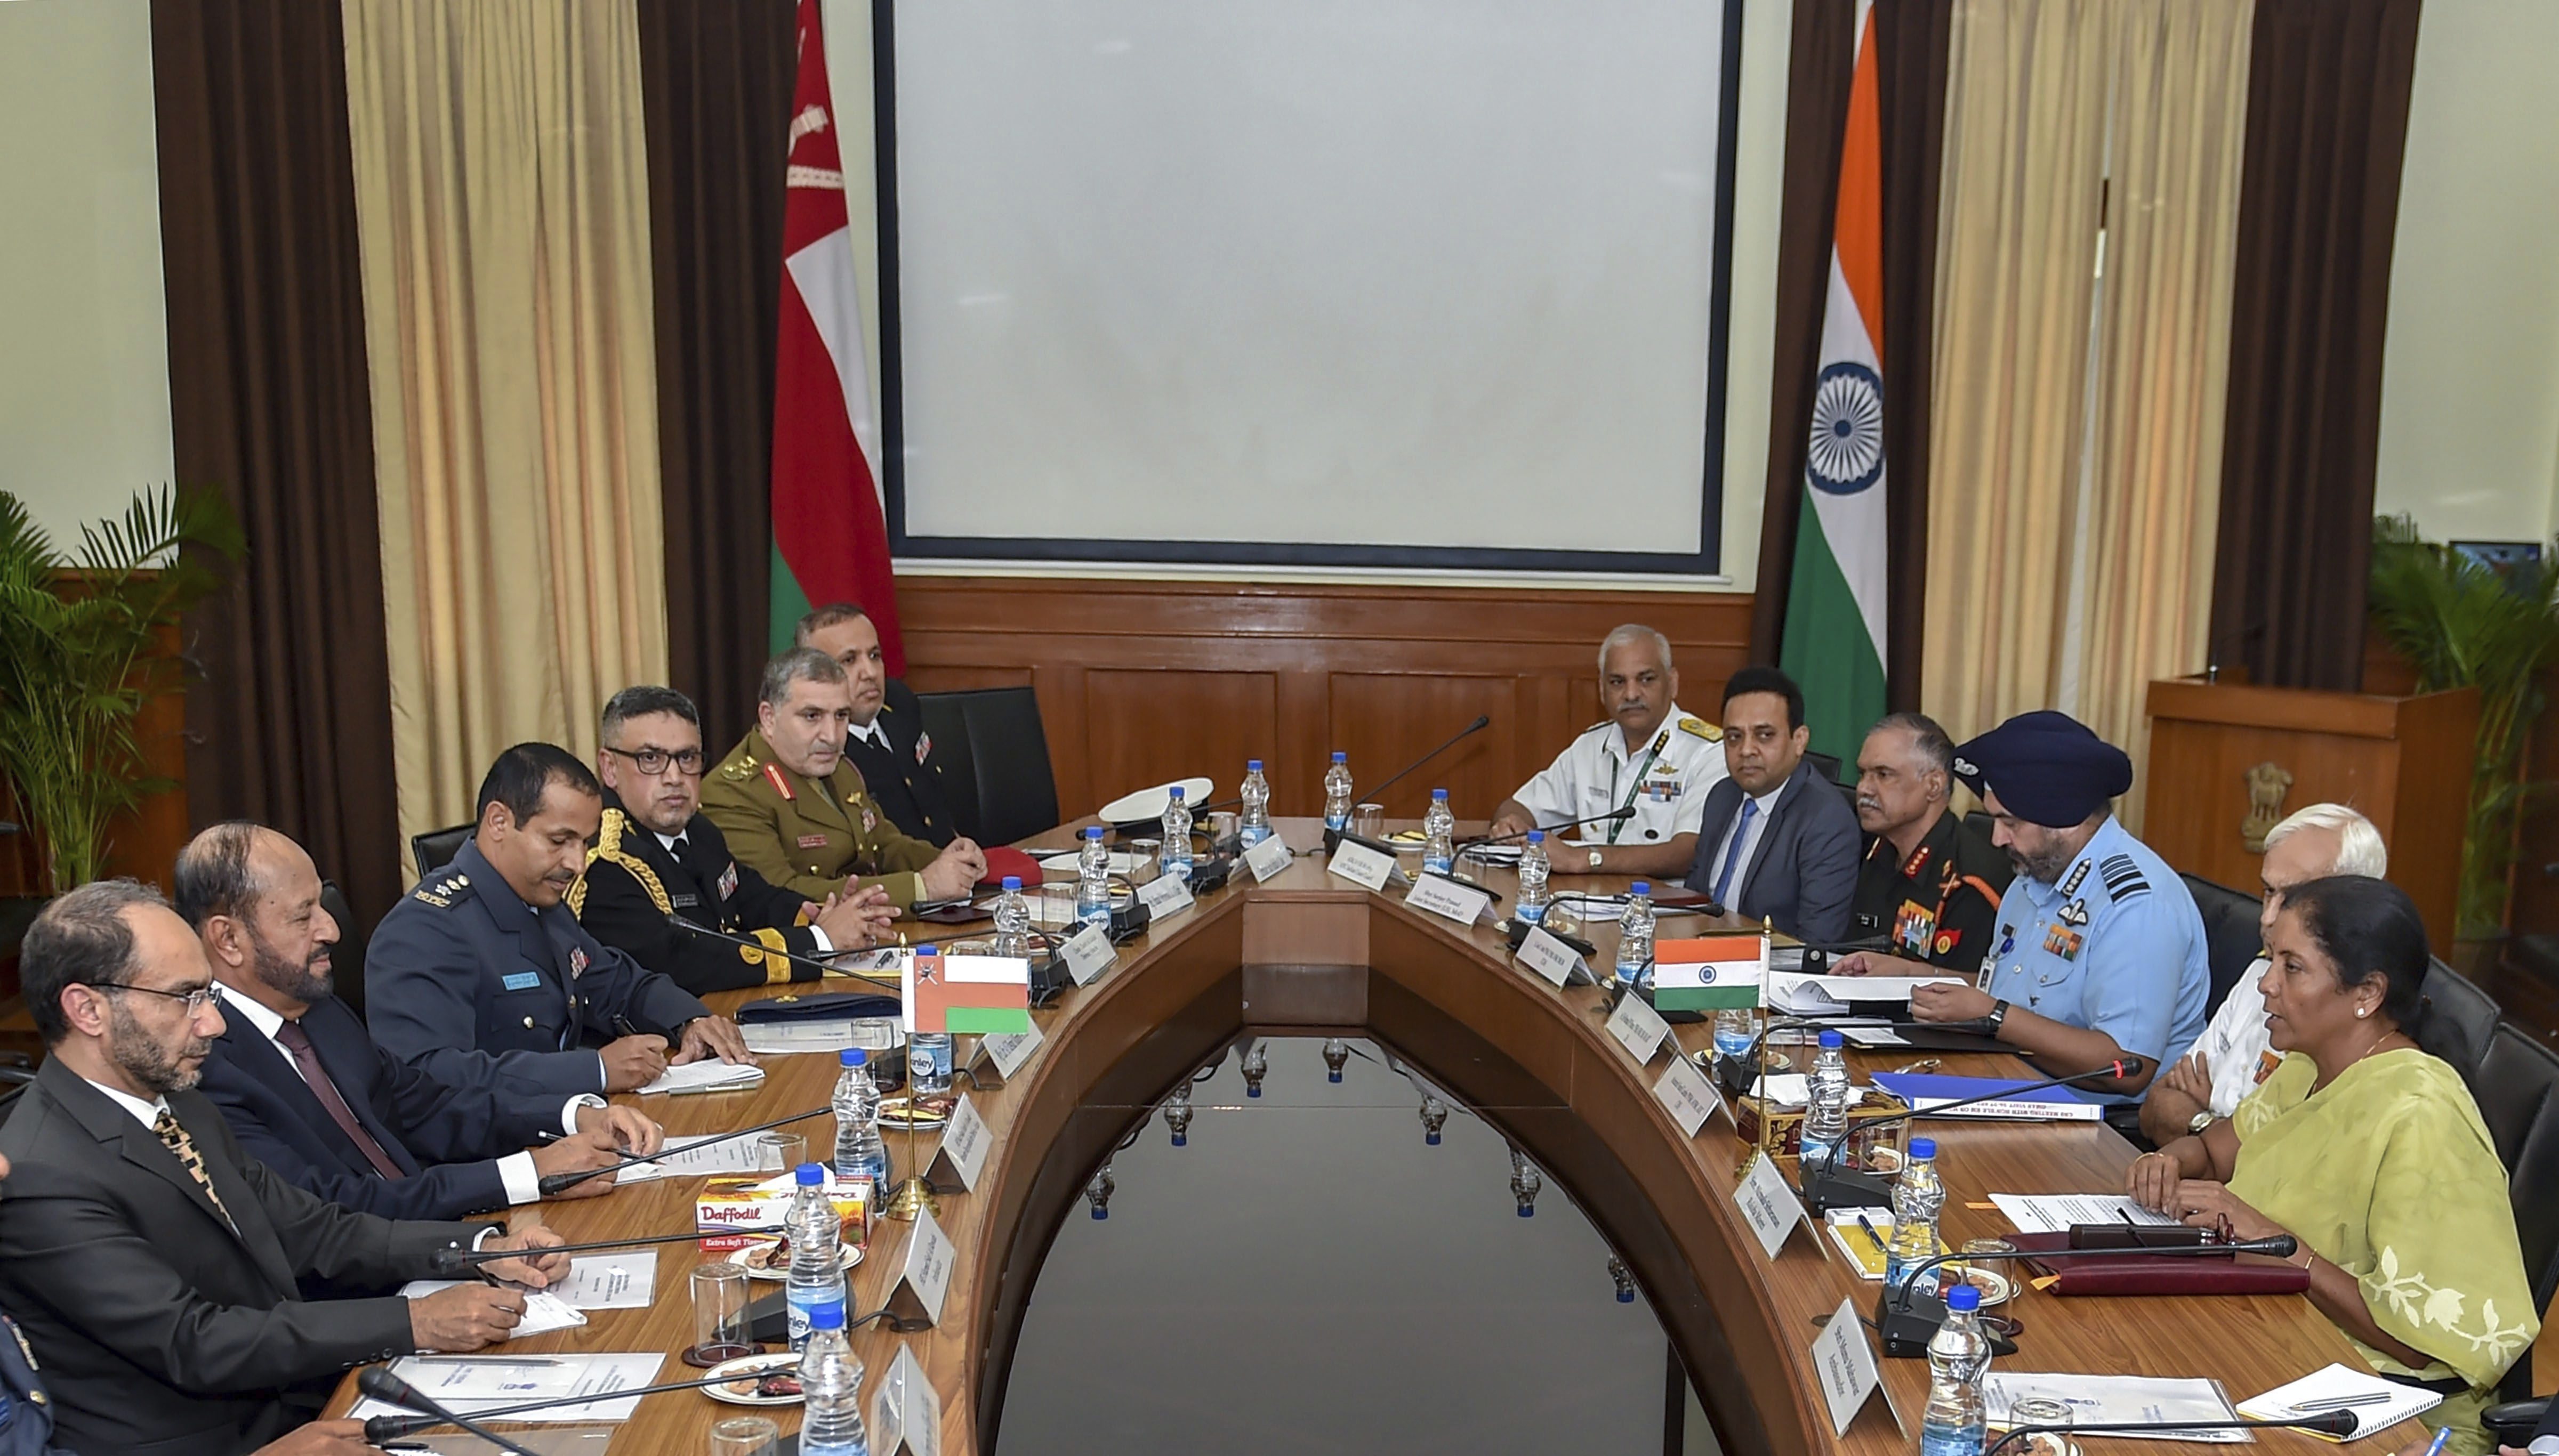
[2143,676,2480,957]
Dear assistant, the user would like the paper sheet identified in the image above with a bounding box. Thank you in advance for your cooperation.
[1984,1372,2249,1442]
[1751,1073,1810,1107]
[559,1256,655,1311]
[627,1131,770,1178]
[346,1352,666,1424]
[1989,1193,2179,1235]
[740,1017,903,1056]
[635,1060,765,1096]
[2237,1363,2442,1442]
[395,1284,587,1339]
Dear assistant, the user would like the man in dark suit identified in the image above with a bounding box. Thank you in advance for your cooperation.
[1683,666,1861,943]
[797,601,959,846]
[179,822,661,1222]
[576,685,892,996]
[0,880,567,1455]
[367,743,754,1100]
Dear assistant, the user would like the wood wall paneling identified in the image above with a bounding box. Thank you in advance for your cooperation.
[897,577,1755,822]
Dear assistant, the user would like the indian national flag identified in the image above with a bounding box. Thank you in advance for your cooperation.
[1651,934,1767,1012]
[1780,0,1888,763]
[769,0,905,669]
[905,950,1032,1036]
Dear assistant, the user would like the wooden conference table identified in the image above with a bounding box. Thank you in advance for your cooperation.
[330,818,2398,1455]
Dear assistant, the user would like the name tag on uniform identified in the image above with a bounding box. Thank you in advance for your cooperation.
[797,834,830,850]
[502,971,542,991]
[671,893,701,909]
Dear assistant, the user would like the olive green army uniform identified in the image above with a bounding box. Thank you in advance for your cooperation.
[698,727,940,909]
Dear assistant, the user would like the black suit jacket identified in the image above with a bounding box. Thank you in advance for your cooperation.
[198,992,558,1222]
[571,794,827,996]
[843,680,956,847]
[0,1059,487,1455]
[1684,757,1862,944]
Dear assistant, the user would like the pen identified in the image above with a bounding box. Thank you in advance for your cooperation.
[1856,1213,1888,1253]
[412,1356,562,1368]
[2421,1425,2452,1456]
[2290,1392,2393,1412]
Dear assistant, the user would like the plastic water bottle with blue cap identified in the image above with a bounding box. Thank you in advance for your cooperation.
[1887,1137,1948,1290]
[831,1049,889,1191]
[1920,1280,1990,1456]
[991,876,1031,959]
[1075,826,1110,928]
[1799,1030,1852,1178]
[1322,751,1354,832]
[1515,830,1551,925]
[907,947,953,1100]
[1160,787,1194,882]
[784,1161,847,1349]
[798,1297,871,1454]
[1239,759,1272,847]
[1614,883,1654,988]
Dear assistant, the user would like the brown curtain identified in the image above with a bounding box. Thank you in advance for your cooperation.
[2207,0,2423,691]
[637,0,796,756]
[152,1,405,930]
[1753,0,1956,708]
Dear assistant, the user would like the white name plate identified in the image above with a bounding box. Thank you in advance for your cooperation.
[929,1094,993,1192]
[887,1207,956,1328]
[1604,992,1671,1064]
[1243,831,1295,883]
[1137,871,1195,918]
[1813,1295,1886,1437]
[977,1020,1045,1080]
[871,1344,942,1456]
[1060,924,1116,986]
[1652,1053,1724,1137]
[1736,1150,1815,1261]
[1326,839,1396,891]
[1405,873,1493,928]
[1515,926,1584,988]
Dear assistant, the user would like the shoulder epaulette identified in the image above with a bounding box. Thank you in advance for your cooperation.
[409,868,476,910]
[715,749,759,784]
[1579,720,1613,737]
[1677,715,1720,742]
[2098,853,2150,901]
[573,807,671,918]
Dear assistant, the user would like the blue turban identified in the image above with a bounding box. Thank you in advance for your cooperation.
[1950,710,2132,829]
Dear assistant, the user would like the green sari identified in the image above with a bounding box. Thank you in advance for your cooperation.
[2230,1047,2537,1454]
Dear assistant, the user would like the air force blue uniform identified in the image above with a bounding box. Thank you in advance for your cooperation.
[365,839,707,1098]
[1979,815,2210,1083]
[0,1312,64,1456]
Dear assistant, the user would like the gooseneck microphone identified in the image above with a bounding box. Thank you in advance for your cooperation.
[424,1226,777,1279]
[1455,806,1637,847]
[356,1366,542,1456]
[1873,1233,2297,1357]
[1798,1057,2150,1216]
[1327,716,1493,848]
[1984,1411,2359,1453]
[665,914,848,977]
[537,1103,833,1197]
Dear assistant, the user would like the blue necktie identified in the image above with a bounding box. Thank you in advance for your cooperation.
[1711,798,1759,905]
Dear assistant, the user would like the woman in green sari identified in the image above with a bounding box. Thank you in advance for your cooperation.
[2126,876,2535,1453]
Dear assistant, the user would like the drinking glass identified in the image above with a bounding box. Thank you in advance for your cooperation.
[1125,837,1161,884]
[753,1131,804,1175]
[1351,803,1386,839]
[2006,1395,2075,1456]
[710,1415,779,1456]
[685,1263,754,1368]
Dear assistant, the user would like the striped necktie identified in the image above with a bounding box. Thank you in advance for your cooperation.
[151,1107,238,1233]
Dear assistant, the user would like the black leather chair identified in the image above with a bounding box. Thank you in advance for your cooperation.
[410,822,473,880]
[914,687,1060,847]
[2418,958,2500,1086]
[1805,750,1845,786]
[2177,873,2264,1022]
[2471,1023,2559,1408]
[320,879,367,1022]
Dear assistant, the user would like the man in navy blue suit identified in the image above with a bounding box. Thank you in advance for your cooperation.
[1683,666,1862,943]
[178,823,663,1221]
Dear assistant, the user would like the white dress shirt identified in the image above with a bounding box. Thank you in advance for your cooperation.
[79,1076,170,1130]
[1701,776,1790,904]
[2182,958,2279,1118]
[845,716,888,749]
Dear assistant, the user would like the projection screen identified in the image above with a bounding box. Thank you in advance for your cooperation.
[879,0,1743,572]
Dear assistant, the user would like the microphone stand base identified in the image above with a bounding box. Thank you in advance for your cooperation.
[881,1172,940,1223]
[1875,1282,2019,1360]
[1801,1168,1897,1215]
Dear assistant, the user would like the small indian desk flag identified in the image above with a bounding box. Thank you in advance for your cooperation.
[1650,933,1768,1012]
[904,947,1032,1036]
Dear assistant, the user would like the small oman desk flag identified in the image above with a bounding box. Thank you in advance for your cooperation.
[769,0,904,670]
[1780,0,1889,763]
[904,948,1032,1037]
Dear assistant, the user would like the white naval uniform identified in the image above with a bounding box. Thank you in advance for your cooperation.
[1509,707,1728,852]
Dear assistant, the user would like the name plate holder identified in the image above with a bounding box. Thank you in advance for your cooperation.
[1651,1052,1725,1137]
[925,1094,993,1193]
[1405,872,1493,928]
[1059,924,1116,988]
[1604,991,1672,1064]
[883,1207,956,1331]
[1327,839,1396,891]
[1242,831,1295,883]
[1137,871,1196,919]
[1514,925,1594,988]
[965,1020,1045,1088]
[1811,1295,1900,1438]
[1735,1150,1818,1261]
[870,1344,943,1456]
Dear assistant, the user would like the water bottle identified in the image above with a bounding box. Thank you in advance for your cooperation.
[1799,1030,1852,1178]
[1160,787,1194,882]
[1887,1137,1948,1291]
[784,1162,847,1350]
[798,1298,871,1455]
[992,876,1032,959]
[1076,826,1111,928]
[1239,760,1272,847]
[1515,831,1552,925]
[1920,1282,1991,1456]
[1613,881,1654,987]
[1422,789,1455,875]
[1712,1005,1756,1065]
[831,1049,890,1190]
[1323,752,1354,832]
[906,948,953,1100]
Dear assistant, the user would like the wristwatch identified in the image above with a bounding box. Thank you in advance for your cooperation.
[2187,1109,2215,1135]
[1984,999,2010,1034]
[1587,848,1605,871]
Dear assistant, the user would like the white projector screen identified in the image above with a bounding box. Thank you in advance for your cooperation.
[881,0,1742,572]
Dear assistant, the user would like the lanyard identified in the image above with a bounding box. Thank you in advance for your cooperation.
[1607,730,1670,844]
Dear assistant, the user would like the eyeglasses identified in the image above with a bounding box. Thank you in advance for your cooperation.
[603,745,705,776]
[86,981,220,1013]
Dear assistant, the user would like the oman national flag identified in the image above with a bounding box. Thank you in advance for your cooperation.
[1780,0,1888,763]
[769,0,903,671]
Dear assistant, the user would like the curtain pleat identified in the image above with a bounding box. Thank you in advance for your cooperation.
[152,0,405,927]
[342,0,671,857]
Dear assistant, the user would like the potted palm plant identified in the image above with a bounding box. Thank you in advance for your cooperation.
[0,485,243,894]
[2367,515,2559,957]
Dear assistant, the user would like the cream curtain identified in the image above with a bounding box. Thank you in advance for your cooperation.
[1923,0,2252,832]
[343,0,670,860]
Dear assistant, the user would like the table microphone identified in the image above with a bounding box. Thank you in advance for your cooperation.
[425,1226,777,1277]
[356,1366,542,1456]
[1873,1233,2296,1357]
[537,1102,833,1197]
[665,915,853,977]
[1984,1410,2360,1453]
[1456,806,1636,847]
[1323,715,1492,851]
[1798,1057,2148,1216]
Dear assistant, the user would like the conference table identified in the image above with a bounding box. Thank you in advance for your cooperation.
[329,816,2403,1454]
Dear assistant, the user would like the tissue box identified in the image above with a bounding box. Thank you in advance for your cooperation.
[696,1171,872,1254]
[1732,1086,1910,1162]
